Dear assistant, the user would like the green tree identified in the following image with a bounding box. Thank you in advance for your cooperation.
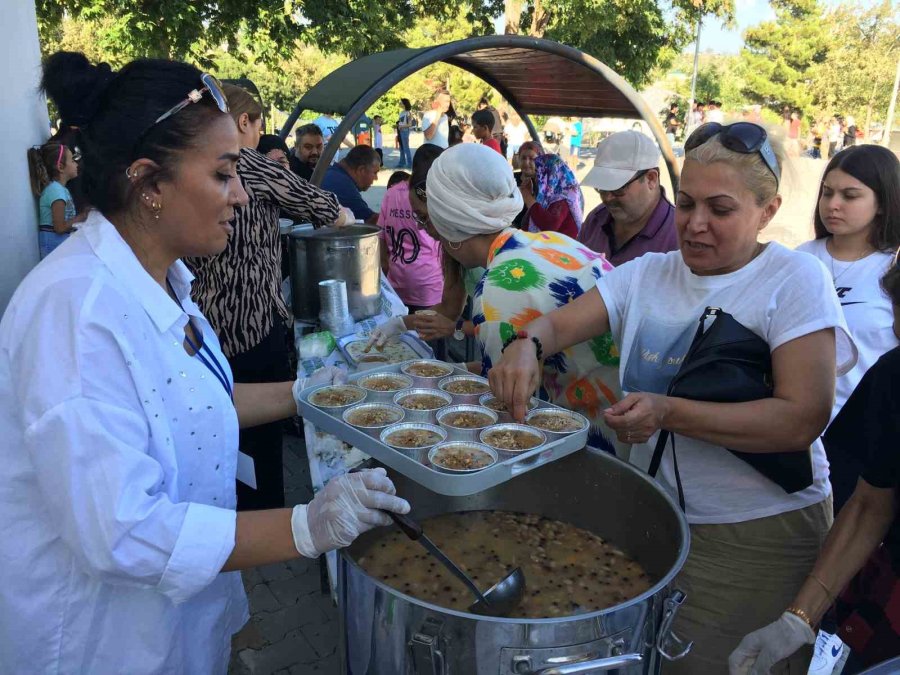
[504,0,733,89]
[36,0,497,64]
[738,0,830,113]
[810,0,900,134]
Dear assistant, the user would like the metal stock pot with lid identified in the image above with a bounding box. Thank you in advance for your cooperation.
[338,448,692,674]
[289,225,382,322]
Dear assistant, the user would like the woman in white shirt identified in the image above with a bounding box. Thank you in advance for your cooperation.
[797,144,900,509]
[0,51,409,674]
[489,122,855,673]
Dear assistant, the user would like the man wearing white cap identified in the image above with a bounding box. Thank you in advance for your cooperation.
[578,130,677,266]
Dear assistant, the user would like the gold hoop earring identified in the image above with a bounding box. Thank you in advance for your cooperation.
[448,240,462,251]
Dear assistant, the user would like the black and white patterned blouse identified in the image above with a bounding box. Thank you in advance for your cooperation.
[186,147,340,357]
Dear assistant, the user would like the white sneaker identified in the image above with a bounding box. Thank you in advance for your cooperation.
[808,630,844,675]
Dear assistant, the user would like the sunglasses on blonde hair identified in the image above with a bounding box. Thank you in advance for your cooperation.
[685,122,781,187]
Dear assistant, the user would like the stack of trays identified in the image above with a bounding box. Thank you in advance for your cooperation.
[297,360,589,496]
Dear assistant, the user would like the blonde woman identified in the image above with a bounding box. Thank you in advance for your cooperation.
[490,123,856,673]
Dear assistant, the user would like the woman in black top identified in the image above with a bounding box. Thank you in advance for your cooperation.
[732,258,900,673]
[187,83,347,511]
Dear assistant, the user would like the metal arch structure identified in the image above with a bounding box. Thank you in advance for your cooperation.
[279,35,677,188]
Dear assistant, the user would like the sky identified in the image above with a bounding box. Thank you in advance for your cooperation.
[700,0,871,53]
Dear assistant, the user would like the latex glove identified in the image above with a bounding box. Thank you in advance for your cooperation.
[331,206,356,228]
[290,468,411,557]
[292,366,347,415]
[363,316,407,352]
[728,612,815,675]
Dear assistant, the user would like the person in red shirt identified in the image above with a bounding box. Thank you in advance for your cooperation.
[519,153,583,238]
[471,109,503,155]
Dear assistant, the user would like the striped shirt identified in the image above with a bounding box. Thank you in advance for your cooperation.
[186,148,340,357]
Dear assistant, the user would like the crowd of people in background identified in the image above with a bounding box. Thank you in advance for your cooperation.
[14,53,900,674]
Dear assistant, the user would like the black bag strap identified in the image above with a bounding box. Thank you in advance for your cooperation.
[649,430,686,511]
[646,308,719,513]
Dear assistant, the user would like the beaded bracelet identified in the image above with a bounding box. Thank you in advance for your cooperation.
[500,330,544,360]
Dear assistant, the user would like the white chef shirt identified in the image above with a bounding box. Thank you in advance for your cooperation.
[0,212,246,674]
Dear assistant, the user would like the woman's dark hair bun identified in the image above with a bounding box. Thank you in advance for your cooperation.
[41,51,115,128]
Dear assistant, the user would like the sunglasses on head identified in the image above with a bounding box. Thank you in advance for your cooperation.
[155,73,229,125]
[412,180,427,203]
[685,122,781,187]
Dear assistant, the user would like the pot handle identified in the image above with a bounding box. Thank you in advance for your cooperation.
[657,589,693,661]
[327,244,357,252]
[526,654,643,674]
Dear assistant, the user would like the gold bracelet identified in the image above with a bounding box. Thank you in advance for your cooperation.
[808,573,837,603]
[785,606,815,629]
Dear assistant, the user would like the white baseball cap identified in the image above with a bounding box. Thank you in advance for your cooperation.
[582,130,661,191]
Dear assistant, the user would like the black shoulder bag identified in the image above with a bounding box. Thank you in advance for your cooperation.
[648,307,814,510]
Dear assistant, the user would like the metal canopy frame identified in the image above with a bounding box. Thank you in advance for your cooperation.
[279,35,677,188]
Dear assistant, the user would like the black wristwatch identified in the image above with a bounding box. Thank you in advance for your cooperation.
[452,319,465,341]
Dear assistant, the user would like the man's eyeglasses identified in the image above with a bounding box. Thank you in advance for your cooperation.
[596,169,649,198]
[412,211,429,228]
[892,244,899,269]
[685,122,781,187]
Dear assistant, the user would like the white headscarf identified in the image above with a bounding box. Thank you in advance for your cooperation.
[426,143,524,243]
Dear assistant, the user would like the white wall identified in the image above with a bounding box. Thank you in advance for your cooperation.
[0,1,48,312]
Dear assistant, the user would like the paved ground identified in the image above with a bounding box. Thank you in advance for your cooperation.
[230,146,837,675]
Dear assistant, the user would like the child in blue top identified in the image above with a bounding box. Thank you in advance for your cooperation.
[27,143,82,258]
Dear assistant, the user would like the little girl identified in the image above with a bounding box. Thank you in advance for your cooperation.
[27,142,81,258]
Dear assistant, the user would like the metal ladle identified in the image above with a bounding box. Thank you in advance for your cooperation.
[388,512,526,617]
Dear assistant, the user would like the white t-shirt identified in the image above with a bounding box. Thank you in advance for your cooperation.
[422,110,449,149]
[597,243,856,524]
[796,238,898,419]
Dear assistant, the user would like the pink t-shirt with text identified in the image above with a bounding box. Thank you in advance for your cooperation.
[378,182,444,307]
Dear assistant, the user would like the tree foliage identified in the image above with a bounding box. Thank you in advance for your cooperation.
[735,0,899,129]
[510,0,733,88]
[738,0,831,113]
[810,0,899,127]
[36,0,500,64]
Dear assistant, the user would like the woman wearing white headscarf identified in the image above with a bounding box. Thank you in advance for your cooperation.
[422,143,623,452]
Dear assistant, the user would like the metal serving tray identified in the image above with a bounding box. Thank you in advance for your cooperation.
[337,332,432,370]
[297,360,588,496]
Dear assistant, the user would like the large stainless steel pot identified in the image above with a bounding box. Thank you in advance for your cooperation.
[339,448,691,674]
[290,225,382,322]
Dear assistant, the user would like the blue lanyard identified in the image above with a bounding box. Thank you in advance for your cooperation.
[168,280,233,400]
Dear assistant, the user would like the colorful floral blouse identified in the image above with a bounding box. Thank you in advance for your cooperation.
[472,228,623,452]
